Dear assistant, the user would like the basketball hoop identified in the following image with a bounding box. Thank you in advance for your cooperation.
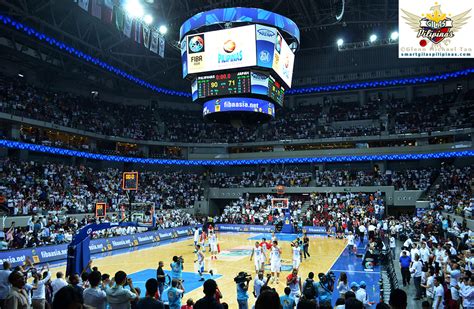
[276,185,285,195]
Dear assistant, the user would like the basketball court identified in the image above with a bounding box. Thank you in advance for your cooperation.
[47,231,381,308]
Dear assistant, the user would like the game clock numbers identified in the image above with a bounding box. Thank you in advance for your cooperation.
[268,75,285,106]
[197,71,251,99]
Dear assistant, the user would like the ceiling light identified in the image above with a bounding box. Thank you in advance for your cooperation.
[159,25,168,35]
[143,14,153,25]
[125,0,144,19]
[390,31,399,41]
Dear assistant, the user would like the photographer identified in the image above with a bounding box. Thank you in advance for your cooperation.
[105,270,138,309]
[316,272,333,307]
[170,256,184,283]
[235,272,251,309]
[253,271,270,299]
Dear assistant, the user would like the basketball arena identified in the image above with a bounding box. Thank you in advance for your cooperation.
[0,1,473,309]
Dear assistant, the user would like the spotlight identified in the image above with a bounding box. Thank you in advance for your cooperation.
[336,38,344,47]
[125,0,144,19]
[390,31,399,41]
[18,73,24,78]
[369,34,377,43]
[143,14,153,25]
[159,25,168,35]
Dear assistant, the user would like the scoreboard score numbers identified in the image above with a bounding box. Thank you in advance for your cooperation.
[197,71,251,99]
[193,70,285,106]
[122,172,138,191]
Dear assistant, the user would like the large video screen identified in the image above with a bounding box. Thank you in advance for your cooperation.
[272,30,295,87]
[187,25,257,74]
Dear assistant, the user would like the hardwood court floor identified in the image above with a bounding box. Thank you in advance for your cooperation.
[50,232,347,308]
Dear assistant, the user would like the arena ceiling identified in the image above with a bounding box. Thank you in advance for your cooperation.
[0,0,398,92]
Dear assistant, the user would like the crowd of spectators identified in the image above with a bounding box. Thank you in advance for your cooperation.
[388,93,471,134]
[1,74,472,147]
[1,208,198,250]
[314,168,436,190]
[0,159,204,215]
[209,169,312,188]
[215,191,386,233]
[430,166,472,217]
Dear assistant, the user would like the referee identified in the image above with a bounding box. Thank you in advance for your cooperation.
[303,233,310,259]
[156,261,166,300]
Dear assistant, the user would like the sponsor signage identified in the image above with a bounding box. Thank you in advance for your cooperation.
[187,25,257,74]
[216,224,327,234]
[0,226,197,267]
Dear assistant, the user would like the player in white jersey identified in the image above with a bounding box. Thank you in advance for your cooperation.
[250,241,265,273]
[209,231,218,260]
[270,240,282,283]
[291,242,302,270]
[271,231,278,243]
[193,228,200,247]
[260,238,270,263]
[194,244,213,281]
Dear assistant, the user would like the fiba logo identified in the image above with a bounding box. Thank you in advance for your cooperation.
[259,50,270,63]
[188,35,204,54]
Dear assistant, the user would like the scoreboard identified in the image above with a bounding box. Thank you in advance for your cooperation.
[268,75,285,106]
[197,71,251,99]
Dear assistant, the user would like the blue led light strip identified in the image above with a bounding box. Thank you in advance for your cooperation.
[1,14,473,97]
[0,14,190,97]
[1,140,472,166]
[286,68,474,95]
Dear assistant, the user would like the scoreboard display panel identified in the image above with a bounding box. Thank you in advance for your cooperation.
[268,75,285,106]
[122,172,138,191]
[197,71,251,99]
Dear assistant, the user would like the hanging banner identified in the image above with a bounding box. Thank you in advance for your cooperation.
[114,7,124,32]
[101,0,113,23]
[134,21,142,44]
[143,26,151,49]
[150,30,159,53]
[159,36,165,58]
[78,0,90,11]
[123,15,133,38]
[90,0,102,19]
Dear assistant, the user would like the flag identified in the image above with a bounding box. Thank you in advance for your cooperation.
[101,0,113,23]
[123,15,133,38]
[134,21,142,44]
[158,36,165,58]
[90,0,101,18]
[143,26,151,49]
[150,30,159,53]
[78,0,90,11]
[115,7,124,32]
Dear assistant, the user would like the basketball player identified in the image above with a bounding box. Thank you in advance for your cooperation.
[271,231,278,242]
[193,227,200,247]
[270,240,282,283]
[286,268,302,305]
[200,230,207,249]
[260,238,271,264]
[250,241,265,273]
[194,244,213,281]
[291,241,302,270]
[209,231,218,260]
